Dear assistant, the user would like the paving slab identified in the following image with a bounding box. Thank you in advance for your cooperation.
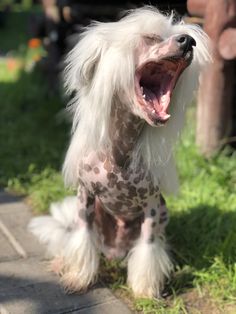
[0,190,132,314]
[0,201,43,257]
[0,258,128,314]
[0,232,18,262]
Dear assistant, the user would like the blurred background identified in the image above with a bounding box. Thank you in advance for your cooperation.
[0,1,235,313]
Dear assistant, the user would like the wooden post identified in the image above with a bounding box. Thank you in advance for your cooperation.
[187,0,206,17]
[188,0,236,156]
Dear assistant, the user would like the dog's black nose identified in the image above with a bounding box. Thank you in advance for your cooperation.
[176,34,196,53]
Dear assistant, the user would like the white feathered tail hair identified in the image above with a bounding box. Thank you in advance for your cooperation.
[63,6,211,194]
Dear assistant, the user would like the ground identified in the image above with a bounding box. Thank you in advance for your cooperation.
[0,7,236,314]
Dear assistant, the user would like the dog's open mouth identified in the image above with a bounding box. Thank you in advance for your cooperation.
[135,56,190,124]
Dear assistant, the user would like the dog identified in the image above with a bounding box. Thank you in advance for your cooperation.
[29,6,210,298]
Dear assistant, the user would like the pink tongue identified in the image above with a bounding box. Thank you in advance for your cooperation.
[154,77,173,119]
[156,90,171,118]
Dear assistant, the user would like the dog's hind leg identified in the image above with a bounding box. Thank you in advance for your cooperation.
[127,196,173,298]
[60,186,100,293]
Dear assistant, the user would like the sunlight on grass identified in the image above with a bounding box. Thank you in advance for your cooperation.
[194,257,236,303]
[134,296,190,314]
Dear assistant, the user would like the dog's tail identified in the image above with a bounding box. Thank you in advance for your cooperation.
[29,196,100,291]
[28,196,78,256]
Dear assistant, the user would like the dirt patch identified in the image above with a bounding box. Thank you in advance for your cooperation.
[182,290,236,314]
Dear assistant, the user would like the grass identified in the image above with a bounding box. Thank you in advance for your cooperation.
[0,60,71,210]
[0,9,72,211]
[1,8,236,314]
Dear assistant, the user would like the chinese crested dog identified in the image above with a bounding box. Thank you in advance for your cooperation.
[29,7,210,298]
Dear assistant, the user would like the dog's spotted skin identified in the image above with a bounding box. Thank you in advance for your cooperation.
[27,7,211,298]
[76,102,169,259]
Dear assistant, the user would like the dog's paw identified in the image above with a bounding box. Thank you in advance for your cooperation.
[59,228,100,293]
[48,256,65,276]
[127,238,172,298]
[61,270,97,293]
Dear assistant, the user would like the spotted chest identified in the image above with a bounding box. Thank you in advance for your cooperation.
[78,152,160,219]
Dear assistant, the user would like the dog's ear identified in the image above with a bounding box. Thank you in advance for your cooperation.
[64,26,105,92]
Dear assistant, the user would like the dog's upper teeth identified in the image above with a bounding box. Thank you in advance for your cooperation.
[140,86,144,93]
[142,94,146,99]
[152,109,155,114]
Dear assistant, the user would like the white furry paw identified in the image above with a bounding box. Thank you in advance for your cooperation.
[61,227,99,293]
[127,238,172,298]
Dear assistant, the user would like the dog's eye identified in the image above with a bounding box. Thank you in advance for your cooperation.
[144,35,162,45]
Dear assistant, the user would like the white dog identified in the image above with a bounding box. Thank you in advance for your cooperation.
[29,6,210,298]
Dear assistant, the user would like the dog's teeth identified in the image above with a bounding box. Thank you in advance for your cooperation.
[142,94,146,99]
[140,86,144,93]
[152,109,155,114]
[161,95,167,103]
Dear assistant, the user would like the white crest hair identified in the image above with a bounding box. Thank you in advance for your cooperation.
[63,6,211,194]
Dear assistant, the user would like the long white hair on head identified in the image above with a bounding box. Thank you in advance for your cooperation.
[62,6,211,193]
[131,19,212,194]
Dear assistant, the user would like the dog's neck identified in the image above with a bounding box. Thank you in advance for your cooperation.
[109,102,145,167]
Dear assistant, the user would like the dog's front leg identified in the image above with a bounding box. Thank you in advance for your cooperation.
[61,186,100,293]
[127,197,173,298]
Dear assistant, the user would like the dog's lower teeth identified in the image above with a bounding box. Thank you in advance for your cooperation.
[152,109,155,114]
[161,95,167,102]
